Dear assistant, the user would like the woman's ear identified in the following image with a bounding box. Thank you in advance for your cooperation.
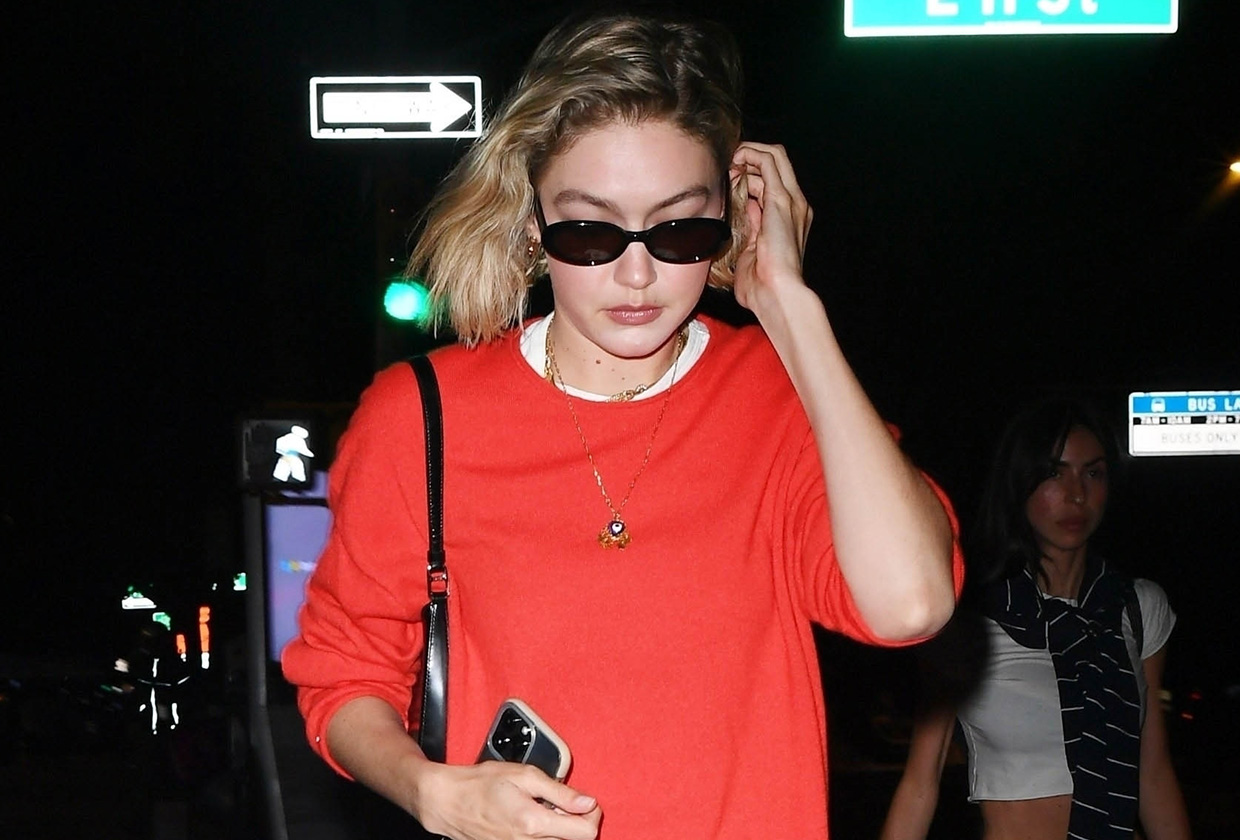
[524,187,541,243]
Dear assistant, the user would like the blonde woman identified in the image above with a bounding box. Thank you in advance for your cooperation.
[284,11,962,840]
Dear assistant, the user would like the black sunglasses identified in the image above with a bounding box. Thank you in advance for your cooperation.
[533,191,731,267]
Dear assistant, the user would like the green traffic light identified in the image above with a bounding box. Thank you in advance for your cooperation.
[384,278,431,323]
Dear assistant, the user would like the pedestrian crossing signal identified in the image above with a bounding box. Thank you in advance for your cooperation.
[240,418,318,489]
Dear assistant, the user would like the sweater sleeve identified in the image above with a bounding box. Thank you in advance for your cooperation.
[281,363,430,776]
[781,424,965,647]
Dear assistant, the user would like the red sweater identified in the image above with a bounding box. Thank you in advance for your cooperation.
[283,317,963,839]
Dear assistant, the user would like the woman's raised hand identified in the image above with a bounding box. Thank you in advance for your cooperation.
[729,142,814,314]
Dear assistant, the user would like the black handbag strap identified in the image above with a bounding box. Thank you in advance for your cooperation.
[409,355,448,763]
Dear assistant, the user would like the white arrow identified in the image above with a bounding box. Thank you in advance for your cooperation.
[321,82,472,132]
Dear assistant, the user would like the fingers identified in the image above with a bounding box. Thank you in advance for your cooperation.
[427,761,600,840]
[733,141,803,201]
[544,789,601,818]
[508,765,601,839]
[516,765,598,816]
[730,142,813,250]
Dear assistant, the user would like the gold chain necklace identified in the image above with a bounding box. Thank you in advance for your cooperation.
[543,325,688,402]
[544,319,686,548]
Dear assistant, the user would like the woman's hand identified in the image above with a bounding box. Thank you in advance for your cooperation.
[416,759,602,840]
[326,697,600,840]
[729,141,814,314]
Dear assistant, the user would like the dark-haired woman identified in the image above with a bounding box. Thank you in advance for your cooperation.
[881,402,1191,840]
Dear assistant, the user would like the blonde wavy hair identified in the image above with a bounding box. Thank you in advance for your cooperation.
[408,12,747,344]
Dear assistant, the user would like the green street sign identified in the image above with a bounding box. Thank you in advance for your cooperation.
[845,0,1179,38]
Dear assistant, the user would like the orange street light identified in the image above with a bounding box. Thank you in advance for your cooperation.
[1199,157,1240,216]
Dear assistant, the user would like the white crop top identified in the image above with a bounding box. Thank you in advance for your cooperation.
[945,579,1175,802]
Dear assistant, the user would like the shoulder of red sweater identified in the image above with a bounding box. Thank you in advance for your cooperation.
[361,336,514,399]
[425,331,518,375]
[360,358,419,408]
[695,315,783,371]
[697,314,765,344]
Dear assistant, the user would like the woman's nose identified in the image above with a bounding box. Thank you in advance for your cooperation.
[613,242,658,290]
[1064,473,1086,504]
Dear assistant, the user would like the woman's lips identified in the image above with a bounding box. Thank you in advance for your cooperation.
[1058,516,1089,532]
[606,306,661,326]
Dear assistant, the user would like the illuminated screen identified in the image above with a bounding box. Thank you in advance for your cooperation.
[265,503,332,662]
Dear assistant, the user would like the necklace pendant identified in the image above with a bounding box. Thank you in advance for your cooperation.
[598,518,631,549]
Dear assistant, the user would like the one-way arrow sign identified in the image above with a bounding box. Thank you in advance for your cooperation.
[310,76,482,139]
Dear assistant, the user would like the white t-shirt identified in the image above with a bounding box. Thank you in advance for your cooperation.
[938,579,1175,802]
[518,315,710,401]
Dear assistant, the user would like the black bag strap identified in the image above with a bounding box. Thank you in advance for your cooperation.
[409,355,448,763]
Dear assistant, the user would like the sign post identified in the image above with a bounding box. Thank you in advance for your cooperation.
[1128,391,1240,457]
[310,76,482,139]
[844,1,1179,38]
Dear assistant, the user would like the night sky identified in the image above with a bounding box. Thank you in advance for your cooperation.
[4,0,1238,685]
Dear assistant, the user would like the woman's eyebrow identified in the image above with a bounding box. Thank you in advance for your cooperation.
[1055,456,1107,467]
[551,184,713,214]
[652,185,713,211]
[550,189,620,213]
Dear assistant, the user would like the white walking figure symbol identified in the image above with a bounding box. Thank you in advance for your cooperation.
[273,425,314,483]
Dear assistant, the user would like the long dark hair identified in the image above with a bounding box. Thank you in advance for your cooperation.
[968,400,1120,591]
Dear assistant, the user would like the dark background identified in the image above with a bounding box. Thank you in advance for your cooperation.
[2,2,1237,831]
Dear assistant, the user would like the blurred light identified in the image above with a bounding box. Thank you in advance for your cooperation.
[175,633,187,661]
[122,588,155,610]
[148,658,161,732]
[152,612,172,631]
[199,606,211,669]
[1201,158,1240,213]
[384,277,432,325]
[233,572,247,591]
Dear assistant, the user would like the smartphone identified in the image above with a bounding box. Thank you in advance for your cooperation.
[477,698,572,781]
